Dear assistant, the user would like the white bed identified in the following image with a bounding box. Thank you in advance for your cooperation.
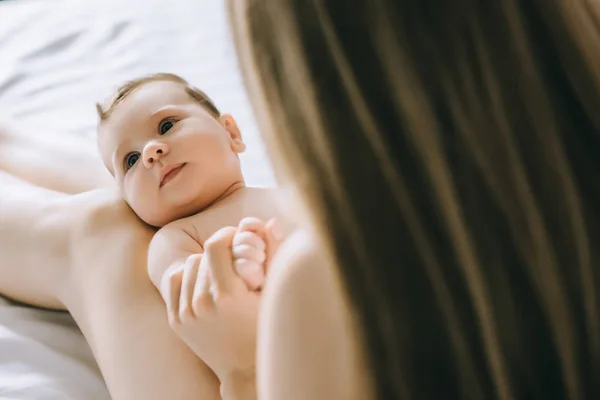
[0,0,273,398]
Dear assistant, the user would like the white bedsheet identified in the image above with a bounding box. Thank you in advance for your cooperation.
[0,298,109,399]
[0,0,273,398]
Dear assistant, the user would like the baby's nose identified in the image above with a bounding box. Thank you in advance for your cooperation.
[142,142,169,168]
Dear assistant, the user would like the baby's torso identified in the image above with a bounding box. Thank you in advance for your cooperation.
[178,187,279,246]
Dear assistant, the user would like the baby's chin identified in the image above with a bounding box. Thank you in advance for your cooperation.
[136,208,188,228]
[140,213,175,228]
[128,180,240,227]
[133,202,206,228]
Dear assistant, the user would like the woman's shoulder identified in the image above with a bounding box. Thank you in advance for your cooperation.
[260,229,372,400]
[266,228,339,306]
[267,228,351,309]
[268,229,319,276]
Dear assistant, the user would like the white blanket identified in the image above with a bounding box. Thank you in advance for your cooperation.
[0,0,272,398]
[0,298,109,399]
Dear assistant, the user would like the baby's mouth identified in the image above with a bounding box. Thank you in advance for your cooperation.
[160,163,186,187]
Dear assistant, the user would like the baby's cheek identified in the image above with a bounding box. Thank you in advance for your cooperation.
[126,177,168,226]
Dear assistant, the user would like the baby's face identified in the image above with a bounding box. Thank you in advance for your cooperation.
[98,81,246,226]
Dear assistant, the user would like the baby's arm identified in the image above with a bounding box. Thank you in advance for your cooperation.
[147,224,223,395]
[148,219,268,294]
[147,222,203,290]
[148,220,266,397]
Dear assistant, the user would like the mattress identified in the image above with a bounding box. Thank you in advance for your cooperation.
[0,0,273,398]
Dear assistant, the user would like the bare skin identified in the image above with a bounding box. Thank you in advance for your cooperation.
[95,80,278,289]
[98,79,282,388]
[148,187,278,289]
[0,96,279,398]
[164,221,372,400]
[0,123,221,399]
[0,115,369,399]
[0,118,113,194]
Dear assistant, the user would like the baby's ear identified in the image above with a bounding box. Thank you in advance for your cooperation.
[220,114,246,153]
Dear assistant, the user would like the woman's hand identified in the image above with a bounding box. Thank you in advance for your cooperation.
[160,219,282,383]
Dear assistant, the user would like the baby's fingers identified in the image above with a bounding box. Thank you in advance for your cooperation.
[233,231,265,252]
[232,243,266,264]
[234,258,265,291]
[237,217,267,238]
[233,230,267,290]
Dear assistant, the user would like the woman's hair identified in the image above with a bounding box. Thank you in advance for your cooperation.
[230,1,600,398]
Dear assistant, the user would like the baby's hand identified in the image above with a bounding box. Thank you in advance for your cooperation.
[232,218,267,291]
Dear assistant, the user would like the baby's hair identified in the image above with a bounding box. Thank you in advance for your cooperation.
[96,73,221,122]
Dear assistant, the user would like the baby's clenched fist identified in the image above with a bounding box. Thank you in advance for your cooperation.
[232,218,267,290]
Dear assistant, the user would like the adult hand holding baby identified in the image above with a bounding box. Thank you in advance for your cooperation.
[161,217,282,398]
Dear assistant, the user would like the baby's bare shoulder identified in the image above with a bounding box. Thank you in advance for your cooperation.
[248,187,278,200]
[157,188,280,245]
[158,216,201,243]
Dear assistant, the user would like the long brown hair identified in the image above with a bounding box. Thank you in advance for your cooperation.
[230,1,600,398]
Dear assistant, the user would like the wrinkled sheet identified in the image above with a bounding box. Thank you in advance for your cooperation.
[0,298,109,399]
[0,0,272,398]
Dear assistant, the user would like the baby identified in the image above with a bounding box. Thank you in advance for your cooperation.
[96,72,277,281]
[95,73,278,362]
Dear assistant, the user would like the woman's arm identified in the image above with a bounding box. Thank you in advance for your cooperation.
[0,174,221,399]
[160,223,367,400]
[0,171,72,308]
[0,118,113,194]
[65,190,222,400]
[256,231,372,400]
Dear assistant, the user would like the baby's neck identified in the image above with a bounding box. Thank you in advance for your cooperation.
[210,181,247,207]
[200,180,259,213]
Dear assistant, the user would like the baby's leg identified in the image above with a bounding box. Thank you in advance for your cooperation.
[0,173,221,399]
[0,119,113,194]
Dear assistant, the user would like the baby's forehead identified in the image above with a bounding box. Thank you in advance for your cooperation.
[110,80,191,121]
[97,80,191,167]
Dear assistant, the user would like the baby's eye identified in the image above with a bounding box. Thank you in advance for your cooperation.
[124,152,140,170]
[158,119,176,135]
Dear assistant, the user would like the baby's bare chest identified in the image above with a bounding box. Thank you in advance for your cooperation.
[181,191,279,245]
